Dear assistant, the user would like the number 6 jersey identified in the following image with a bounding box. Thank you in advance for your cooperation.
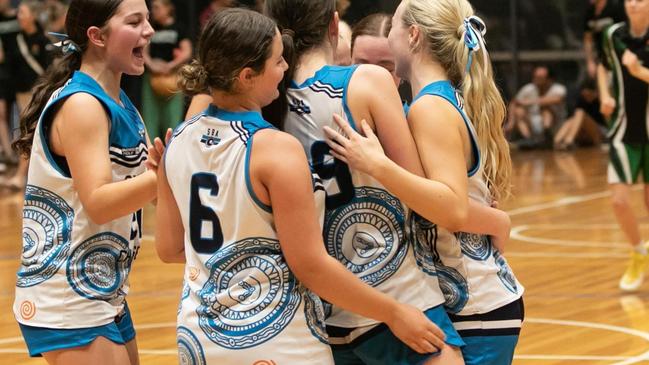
[165,105,333,364]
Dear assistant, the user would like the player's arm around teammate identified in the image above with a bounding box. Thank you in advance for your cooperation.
[344,61,511,251]
[314,10,509,249]
[252,129,445,354]
[154,11,447,355]
[325,2,510,244]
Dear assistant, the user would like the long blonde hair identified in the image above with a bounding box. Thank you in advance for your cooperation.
[402,0,512,201]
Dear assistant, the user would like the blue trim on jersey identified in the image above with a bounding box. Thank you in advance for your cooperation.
[206,104,271,128]
[290,65,337,89]
[411,81,481,177]
[245,134,273,213]
[341,67,359,132]
[38,120,69,177]
[165,111,207,178]
[289,64,360,131]
[37,71,146,176]
[203,104,275,212]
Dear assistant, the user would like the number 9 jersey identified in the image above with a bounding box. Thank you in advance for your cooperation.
[284,65,444,337]
[164,105,333,364]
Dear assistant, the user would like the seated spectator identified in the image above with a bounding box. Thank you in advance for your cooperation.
[553,78,606,150]
[506,66,567,149]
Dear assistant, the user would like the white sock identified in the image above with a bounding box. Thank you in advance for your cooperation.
[634,243,647,255]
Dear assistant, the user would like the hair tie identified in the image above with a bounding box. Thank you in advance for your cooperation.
[281,28,295,38]
[463,16,488,75]
[49,32,80,55]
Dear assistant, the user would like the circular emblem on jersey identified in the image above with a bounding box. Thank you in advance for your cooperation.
[456,232,492,261]
[324,187,407,286]
[409,213,439,276]
[197,237,301,349]
[17,185,74,287]
[177,326,206,365]
[19,300,36,320]
[493,250,518,294]
[66,232,130,300]
[302,286,328,344]
[436,264,469,314]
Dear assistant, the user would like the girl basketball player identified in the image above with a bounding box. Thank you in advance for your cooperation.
[156,8,446,364]
[599,0,649,292]
[264,0,473,364]
[325,1,524,364]
[12,0,161,364]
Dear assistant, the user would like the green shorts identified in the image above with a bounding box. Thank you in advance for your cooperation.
[609,143,649,184]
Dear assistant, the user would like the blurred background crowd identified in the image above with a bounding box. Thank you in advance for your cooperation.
[0,0,624,188]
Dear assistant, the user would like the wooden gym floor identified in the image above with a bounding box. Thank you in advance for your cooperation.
[1,147,649,364]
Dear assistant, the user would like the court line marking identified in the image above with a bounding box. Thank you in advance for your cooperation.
[506,186,642,217]
[517,317,649,364]
[1,317,649,362]
[21,187,641,360]
[505,251,629,259]
[511,225,631,249]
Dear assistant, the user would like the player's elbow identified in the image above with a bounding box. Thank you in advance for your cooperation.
[156,244,185,263]
[442,205,469,232]
[284,250,327,288]
[85,207,113,226]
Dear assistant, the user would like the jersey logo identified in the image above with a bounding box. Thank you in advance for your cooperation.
[200,129,221,147]
[289,98,311,115]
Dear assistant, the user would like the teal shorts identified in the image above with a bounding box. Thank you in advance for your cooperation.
[331,305,465,365]
[19,302,135,357]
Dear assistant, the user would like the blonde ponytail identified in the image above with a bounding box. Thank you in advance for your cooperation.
[403,0,512,200]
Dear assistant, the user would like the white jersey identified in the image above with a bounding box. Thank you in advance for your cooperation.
[14,71,147,328]
[166,105,333,364]
[409,81,524,316]
[284,65,444,332]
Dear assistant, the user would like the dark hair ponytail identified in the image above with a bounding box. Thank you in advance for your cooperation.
[262,0,336,127]
[12,0,122,157]
[179,8,276,99]
[261,29,296,129]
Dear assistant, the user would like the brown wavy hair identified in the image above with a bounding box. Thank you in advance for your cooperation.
[13,0,122,157]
